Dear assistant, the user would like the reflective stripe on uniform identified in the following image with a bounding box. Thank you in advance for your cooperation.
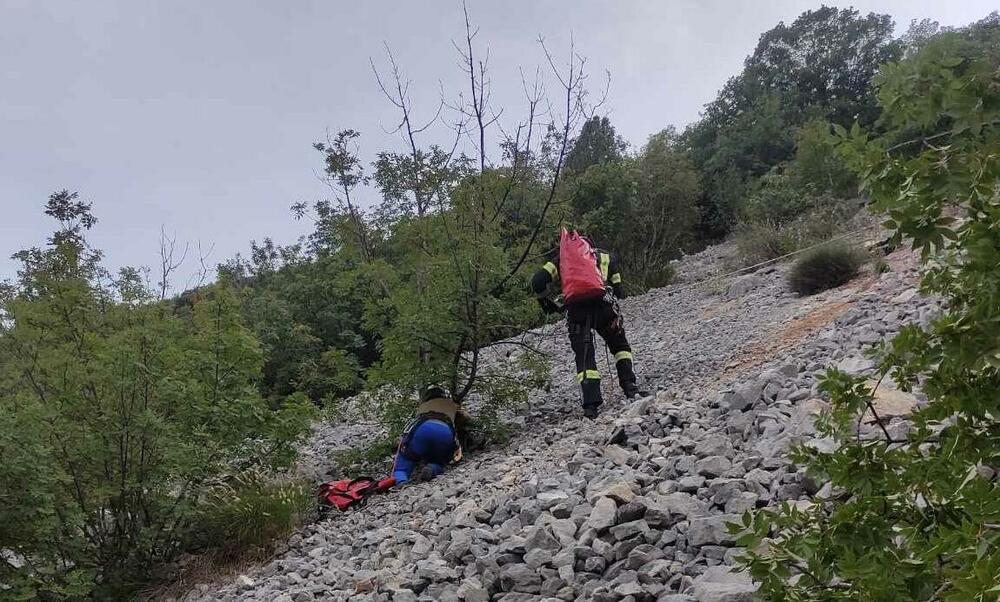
[576,369,601,382]
[610,273,622,284]
[614,351,633,362]
[598,253,610,281]
[542,261,558,278]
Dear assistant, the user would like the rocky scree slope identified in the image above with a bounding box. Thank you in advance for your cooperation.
[181,242,932,602]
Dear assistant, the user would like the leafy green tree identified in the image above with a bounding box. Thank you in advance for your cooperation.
[744,6,900,127]
[350,19,604,439]
[683,6,901,239]
[567,155,631,220]
[626,129,701,286]
[570,129,700,290]
[0,194,313,599]
[221,129,387,408]
[739,19,1000,600]
[791,119,858,198]
[564,116,627,174]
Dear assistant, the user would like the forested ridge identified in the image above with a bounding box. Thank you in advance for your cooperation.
[1,6,999,601]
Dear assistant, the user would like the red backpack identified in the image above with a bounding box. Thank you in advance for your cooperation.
[318,477,395,512]
[559,228,607,303]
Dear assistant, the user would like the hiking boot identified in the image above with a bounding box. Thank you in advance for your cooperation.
[414,465,435,482]
[583,405,600,420]
[624,385,649,400]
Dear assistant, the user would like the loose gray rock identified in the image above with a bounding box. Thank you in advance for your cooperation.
[587,497,618,532]
[695,456,732,478]
[183,241,927,602]
[687,515,741,547]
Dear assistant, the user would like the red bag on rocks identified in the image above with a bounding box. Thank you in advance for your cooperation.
[318,477,395,511]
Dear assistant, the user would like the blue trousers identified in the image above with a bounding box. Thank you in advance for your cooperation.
[392,419,456,483]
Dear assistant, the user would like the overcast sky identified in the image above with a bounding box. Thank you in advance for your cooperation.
[2,1,995,288]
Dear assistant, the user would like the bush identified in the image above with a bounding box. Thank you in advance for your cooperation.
[0,195,315,600]
[742,169,814,225]
[193,472,313,554]
[740,23,1000,599]
[736,201,864,267]
[735,221,796,265]
[787,243,863,295]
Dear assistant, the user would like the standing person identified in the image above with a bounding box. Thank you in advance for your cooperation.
[391,386,471,484]
[531,229,646,419]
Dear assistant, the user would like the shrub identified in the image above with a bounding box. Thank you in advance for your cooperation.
[787,243,863,295]
[739,24,1000,600]
[193,472,314,554]
[742,169,814,225]
[735,221,796,265]
[736,201,865,267]
[0,195,315,600]
[635,263,676,291]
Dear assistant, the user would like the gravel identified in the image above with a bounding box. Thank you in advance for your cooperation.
[176,243,935,602]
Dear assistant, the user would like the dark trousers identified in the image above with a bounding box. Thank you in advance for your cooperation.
[566,298,636,408]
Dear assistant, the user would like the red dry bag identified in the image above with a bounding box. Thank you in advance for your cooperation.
[318,477,395,512]
[559,228,606,303]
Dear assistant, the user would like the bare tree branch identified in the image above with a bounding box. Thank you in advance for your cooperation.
[157,226,188,301]
[491,35,591,296]
[184,240,215,291]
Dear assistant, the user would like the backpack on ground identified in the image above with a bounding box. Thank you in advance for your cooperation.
[559,228,606,304]
[318,477,394,512]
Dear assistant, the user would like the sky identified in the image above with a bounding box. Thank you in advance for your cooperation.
[1,0,995,289]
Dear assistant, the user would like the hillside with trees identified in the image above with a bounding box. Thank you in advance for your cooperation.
[1,6,998,601]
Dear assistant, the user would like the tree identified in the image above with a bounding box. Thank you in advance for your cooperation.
[0,194,314,599]
[790,119,858,198]
[565,115,626,174]
[739,18,1000,600]
[743,6,900,127]
[682,6,901,239]
[626,129,700,286]
[570,128,700,290]
[350,6,605,439]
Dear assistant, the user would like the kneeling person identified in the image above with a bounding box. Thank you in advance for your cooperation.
[392,386,470,484]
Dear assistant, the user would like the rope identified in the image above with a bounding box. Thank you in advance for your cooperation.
[523,225,879,400]
[602,338,615,403]
[657,226,877,298]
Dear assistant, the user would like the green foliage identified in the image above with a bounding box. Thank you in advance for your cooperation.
[220,208,375,406]
[569,127,700,291]
[295,348,364,406]
[363,168,554,427]
[735,220,797,264]
[740,19,1000,600]
[787,243,863,296]
[792,119,858,198]
[735,201,860,266]
[193,472,313,554]
[741,119,860,228]
[0,195,314,600]
[742,169,814,226]
[564,116,627,174]
[683,6,900,238]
